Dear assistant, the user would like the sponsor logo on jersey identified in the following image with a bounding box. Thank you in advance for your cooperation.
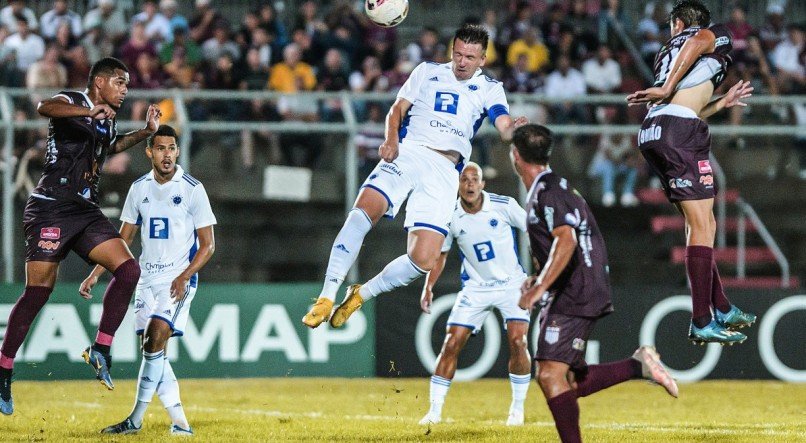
[669,178,692,189]
[40,227,61,240]
[639,125,663,144]
[715,36,729,47]
[142,197,150,204]
[699,174,714,187]
[428,76,439,81]
[149,218,170,239]
[459,229,466,235]
[145,262,174,272]
[472,241,496,262]
[698,160,712,174]
[429,120,465,137]
[545,323,560,344]
[572,338,586,351]
[380,162,402,176]
[37,240,60,251]
[434,91,459,115]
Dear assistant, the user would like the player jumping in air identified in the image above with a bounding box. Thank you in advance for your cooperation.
[418,162,531,426]
[627,0,756,345]
[0,57,161,416]
[302,24,527,329]
[80,125,216,435]
[512,124,679,443]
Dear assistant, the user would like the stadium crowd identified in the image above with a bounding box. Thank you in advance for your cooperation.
[1,0,804,200]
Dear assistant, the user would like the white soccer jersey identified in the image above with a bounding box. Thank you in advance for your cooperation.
[442,191,527,290]
[396,62,510,160]
[120,165,217,287]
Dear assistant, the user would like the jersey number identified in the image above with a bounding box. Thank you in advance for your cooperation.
[434,92,459,115]
[657,47,680,83]
[473,241,496,262]
[149,218,169,239]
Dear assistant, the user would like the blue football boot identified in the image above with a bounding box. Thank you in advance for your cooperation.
[715,305,757,330]
[0,374,12,416]
[82,346,114,390]
[100,418,141,434]
[689,319,747,346]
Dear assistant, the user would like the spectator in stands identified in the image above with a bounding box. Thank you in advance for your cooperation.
[160,0,188,43]
[407,27,442,64]
[554,25,587,65]
[83,0,127,45]
[62,44,90,88]
[239,46,278,171]
[132,0,171,45]
[160,26,203,88]
[498,0,534,49]
[567,0,597,52]
[189,0,224,43]
[0,0,37,33]
[356,102,385,179]
[202,23,240,63]
[294,0,327,36]
[759,4,787,52]
[366,25,397,71]
[258,3,288,53]
[268,43,316,93]
[501,52,544,93]
[588,128,639,207]
[317,48,349,122]
[40,0,81,41]
[26,44,66,105]
[582,44,621,94]
[545,54,588,131]
[383,51,414,93]
[541,4,567,56]
[772,24,805,94]
[236,10,260,50]
[725,6,755,69]
[349,55,388,93]
[4,14,44,76]
[323,22,362,71]
[597,0,632,51]
[251,26,273,68]
[79,19,113,64]
[481,9,500,53]
[506,26,550,74]
[277,75,321,168]
[291,26,324,68]
[52,20,76,52]
[118,21,157,71]
[0,24,15,85]
[636,2,664,68]
[129,52,165,90]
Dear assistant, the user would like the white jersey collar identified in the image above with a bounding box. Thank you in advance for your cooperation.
[148,164,185,182]
[457,190,491,214]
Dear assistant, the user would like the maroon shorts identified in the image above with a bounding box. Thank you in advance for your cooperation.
[535,299,596,371]
[638,112,717,202]
[23,196,121,264]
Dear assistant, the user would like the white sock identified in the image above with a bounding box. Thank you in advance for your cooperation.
[157,357,189,429]
[321,209,373,301]
[509,373,531,413]
[359,255,427,300]
[129,349,165,426]
[429,375,451,416]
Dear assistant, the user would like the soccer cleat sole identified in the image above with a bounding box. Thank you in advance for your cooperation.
[330,285,363,328]
[82,350,114,391]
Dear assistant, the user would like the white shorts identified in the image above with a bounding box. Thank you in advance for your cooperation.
[446,286,531,335]
[361,142,460,236]
[134,282,196,337]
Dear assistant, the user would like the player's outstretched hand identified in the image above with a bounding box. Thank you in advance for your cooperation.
[378,138,400,163]
[170,275,190,303]
[723,80,754,108]
[89,104,116,120]
[512,116,529,128]
[145,104,162,133]
[626,86,670,106]
[420,288,433,314]
[79,275,98,300]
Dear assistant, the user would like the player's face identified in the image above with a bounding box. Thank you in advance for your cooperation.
[99,69,129,110]
[459,167,485,204]
[147,136,179,176]
[452,39,486,80]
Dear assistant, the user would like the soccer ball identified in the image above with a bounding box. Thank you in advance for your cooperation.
[365,0,409,27]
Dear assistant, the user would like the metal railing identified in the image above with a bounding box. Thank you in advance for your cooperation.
[736,198,792,288]
[1,88,804,283]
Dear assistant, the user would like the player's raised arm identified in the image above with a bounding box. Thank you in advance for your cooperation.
[518,225,577,310]
[110,104,162,154]
[37,95,114,119]
[379,98,413,162]
[494,115,529,142]
[699,79,754,119]
[627,28,716,105]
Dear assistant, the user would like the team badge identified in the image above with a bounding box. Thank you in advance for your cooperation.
[468,84,478,91]
[172,195,183,205]
[545,323,560,344]
[572,338,586,351]
[489,218,498,228]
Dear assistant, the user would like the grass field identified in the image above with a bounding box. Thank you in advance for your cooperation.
[1,378,804,441]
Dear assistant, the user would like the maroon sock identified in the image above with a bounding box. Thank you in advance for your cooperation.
[547,390,582,443]
[97,259,140,342]
[711,260,731,314]
[0,286,53,362]
[575,358,642,397]
[685,246,714,328]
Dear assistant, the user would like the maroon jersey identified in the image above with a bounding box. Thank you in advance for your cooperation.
[525,171,613,318]
[33,90,117,207]
[652,24,733,90]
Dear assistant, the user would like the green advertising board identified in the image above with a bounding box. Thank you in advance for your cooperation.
[0,283,374,380]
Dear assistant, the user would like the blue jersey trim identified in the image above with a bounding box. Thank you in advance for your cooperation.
[188,231,198,287]
[447,322,477,331]
[472,111,486,137]
[135,214,143,226]
[487,104,509,124]
[409,222,448,236]
[398,108,412,142]
[182,173,200,185]
[182,176,198,187]
[361,184,393,210]
[133,174,149,184]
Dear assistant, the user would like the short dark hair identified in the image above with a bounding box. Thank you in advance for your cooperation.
[454,24,489,51]
[147,125,178,148]
[670,0,711,28]
[512,124,553,165]
[87,57,128,90]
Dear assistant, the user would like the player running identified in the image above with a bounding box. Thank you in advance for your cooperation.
[303,24,527,328]
[0,57,161,416]
[512,124,678,443]
[418,162,531,426]
[627,0,756,345]
[79,125,216,435]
